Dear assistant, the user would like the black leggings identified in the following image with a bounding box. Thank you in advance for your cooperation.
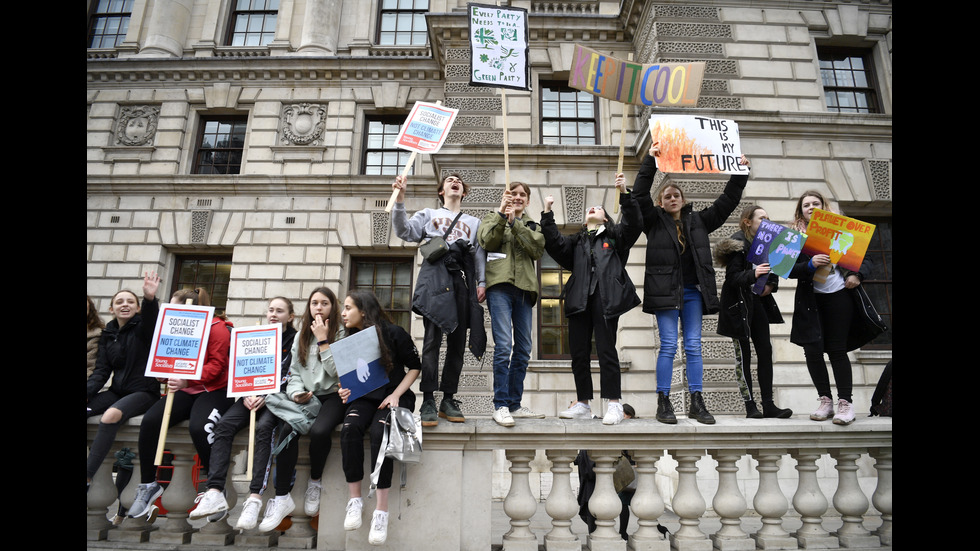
[733,298,775,403]
[137,388,235,483]
[340,392,416,490]
[205,400,285,495]
[87,390,158,480]
[804,288,854,402]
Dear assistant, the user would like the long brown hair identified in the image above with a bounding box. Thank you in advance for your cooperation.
[345,289,393,374]
[793,190,829,232]
[656,182,688,252]
[738,204,766,240]
[297,287,341,366]
[87,295,106,331]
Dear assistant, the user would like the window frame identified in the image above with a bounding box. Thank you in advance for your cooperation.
[855,217,892,349]
[376,0,430,47]
[192,115,249,175]
[170,254,234,317]
[87,0,135,49]
[349,255,416,334]
[362,114,415,176]
[817,46,881,114]
[539,79,599,145]
[225,0,280,47]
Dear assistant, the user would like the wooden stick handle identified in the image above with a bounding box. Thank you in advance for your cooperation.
[246,406,256,479]
[153,389,174,466]
[502,88,510,191]
[614,53,634,214]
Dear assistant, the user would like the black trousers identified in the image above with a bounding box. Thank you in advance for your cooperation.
[568,290,621,401]
[804,288,854,402]
[420,270,468,396]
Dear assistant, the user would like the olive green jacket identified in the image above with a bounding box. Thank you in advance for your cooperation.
[477,211,546,301]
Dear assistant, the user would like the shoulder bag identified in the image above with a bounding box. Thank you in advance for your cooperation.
[419,211,463,263]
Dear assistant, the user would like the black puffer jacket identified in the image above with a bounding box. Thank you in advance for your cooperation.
[713,231,783,340]
[87,297,162,400]
[789,253,872,350]
[632,153,748,314]
[540,191,642,319]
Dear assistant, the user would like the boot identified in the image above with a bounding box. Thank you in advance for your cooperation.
[656,392,677,424]
[744,400,763,419]
[688,391,715,424]
[762,400,793,419]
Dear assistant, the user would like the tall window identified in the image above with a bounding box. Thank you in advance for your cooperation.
[859,218,892,348]
[377,0,429,46]
[88,0,134,48]
[171,256,233,316]
[228,0,279,47]
[818,47,880,113]
[350,257,415,333]
[194,116,248,174]
[540,80,598,145]
[364,115,414,175]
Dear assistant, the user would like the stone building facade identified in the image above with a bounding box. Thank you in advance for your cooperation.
[86,0,893,424]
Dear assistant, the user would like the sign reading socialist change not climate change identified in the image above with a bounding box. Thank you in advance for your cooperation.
[228,324,282,398]
[394,101,459,155]
[145,303,215,380]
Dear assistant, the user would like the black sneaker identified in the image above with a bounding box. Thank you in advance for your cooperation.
[656,392,677,424]
[420,398,439,427]
[745,400,763,419]
[763,400,793,419]
[439,397,466,423]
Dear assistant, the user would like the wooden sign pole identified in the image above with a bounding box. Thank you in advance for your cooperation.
[385,100,443,213]
[153,297,195,466]
[614,53,633,214]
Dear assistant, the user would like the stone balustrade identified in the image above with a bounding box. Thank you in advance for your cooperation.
[87,415,892,551]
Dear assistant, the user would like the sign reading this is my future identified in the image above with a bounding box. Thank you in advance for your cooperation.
[567,45,705,107]
[228,324,282,398]
[145,304,215,380]
[468,3,530,90]
[648,114,748,174]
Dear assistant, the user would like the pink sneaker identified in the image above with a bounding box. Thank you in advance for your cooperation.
[810,396,834,421]
[833,399,855,425]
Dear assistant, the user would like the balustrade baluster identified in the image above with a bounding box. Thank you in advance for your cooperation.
[709,449,754,550]
[669,450,711,550]
[587,450,627,550]
[86,454,117,540]
[503,449,538,550]
[628,450,669,551]
[751,449,797,549]
[870,447,892,546]
[151,451,198,543]
[790,448,837,548]
[831,449,879,548]
[543,449,581,551]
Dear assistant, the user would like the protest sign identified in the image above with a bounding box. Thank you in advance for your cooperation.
[330,327,389,404]
[746,220,808,295]
[801,208,876,273]
[395,101,459,155]
[468,3,530,91]
[145,303,214,380]
[567,45,705,107]
[648,115,747,174]
[228,324,282,398]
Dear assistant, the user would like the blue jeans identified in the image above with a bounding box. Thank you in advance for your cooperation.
[487,284,534,411]
[655,285,704,394]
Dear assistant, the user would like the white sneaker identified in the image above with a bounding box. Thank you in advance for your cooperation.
[510,406,545,419]
[258,494,295,532]
[235,496,262,530]
[559,401,592,419]
[833,398,856,425]
[344,497,363,530]
[492,406,515,427]
[304,479,322,516]
[602,402,624,425]
[368,510,389,545]
[189,489,229,520]
[810,396,834,421]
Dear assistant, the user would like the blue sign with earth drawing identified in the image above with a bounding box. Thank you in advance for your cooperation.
[330,326,389,403]
[746,220,808,294]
